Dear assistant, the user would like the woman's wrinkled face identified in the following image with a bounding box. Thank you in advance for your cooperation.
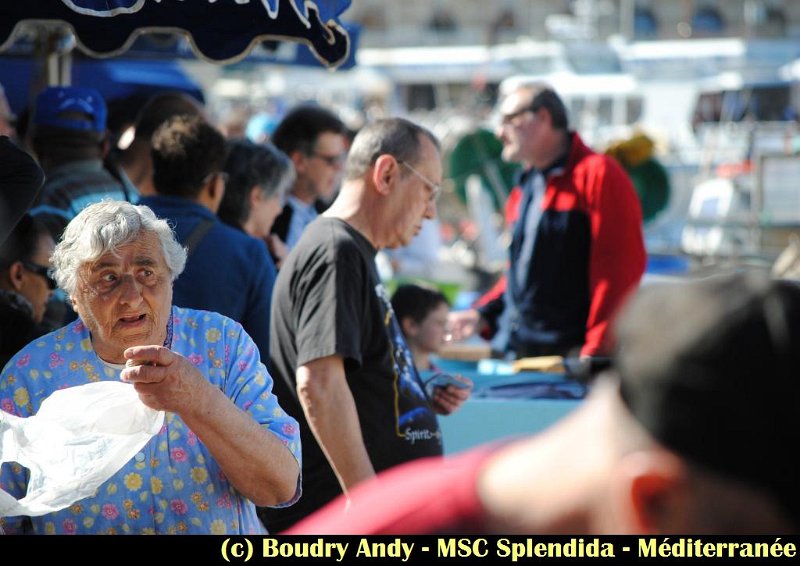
[70,232,173,363]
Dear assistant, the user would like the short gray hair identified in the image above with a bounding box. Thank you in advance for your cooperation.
[344,118,440,181]
[52,201,187,295]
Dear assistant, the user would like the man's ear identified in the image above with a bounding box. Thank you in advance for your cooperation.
[205,173,226,212]
[291,150,307,174]
[372,155,401,197]
[618,451,689,534]
[211,172,224,196]
[536,106,553,129]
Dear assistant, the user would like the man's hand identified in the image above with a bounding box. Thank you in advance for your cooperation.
[447,309,484,342]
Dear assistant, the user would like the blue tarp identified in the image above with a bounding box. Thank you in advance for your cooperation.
[0,57,204,117]
[0,0,352,68]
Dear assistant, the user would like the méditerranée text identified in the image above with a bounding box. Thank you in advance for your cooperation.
[220,537,797,562]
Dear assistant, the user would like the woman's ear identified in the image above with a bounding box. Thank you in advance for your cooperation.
[7,261,25,292]
[249,186,262,208]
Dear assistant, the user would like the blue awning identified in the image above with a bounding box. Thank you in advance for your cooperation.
[0,0,352,68]
[0,57,204,116]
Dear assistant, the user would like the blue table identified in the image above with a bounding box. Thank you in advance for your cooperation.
[433,358,585,455]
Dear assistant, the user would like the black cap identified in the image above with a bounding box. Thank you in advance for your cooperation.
[614,271,800,524]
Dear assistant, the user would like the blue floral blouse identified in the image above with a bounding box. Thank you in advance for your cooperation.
[0,307,301,534]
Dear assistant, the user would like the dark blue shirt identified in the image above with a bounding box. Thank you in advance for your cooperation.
[140,195,276,362]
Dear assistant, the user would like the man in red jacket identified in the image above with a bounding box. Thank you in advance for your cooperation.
[452,82,646,359]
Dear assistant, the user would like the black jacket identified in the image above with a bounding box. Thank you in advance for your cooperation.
[0,289,39,370]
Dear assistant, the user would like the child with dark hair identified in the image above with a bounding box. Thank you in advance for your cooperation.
[391,283,452,371]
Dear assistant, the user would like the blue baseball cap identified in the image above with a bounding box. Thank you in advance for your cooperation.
[33,86,107,133]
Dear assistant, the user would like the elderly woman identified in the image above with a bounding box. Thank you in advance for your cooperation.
[219,139,295,267]
[0,201,301,535]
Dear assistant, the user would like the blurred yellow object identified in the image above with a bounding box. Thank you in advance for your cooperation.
[605,132,654,168]
[512,356,565,373]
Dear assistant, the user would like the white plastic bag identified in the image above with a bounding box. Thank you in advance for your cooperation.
[0,381,164,517]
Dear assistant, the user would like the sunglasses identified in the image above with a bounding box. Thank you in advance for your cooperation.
[499,104,541,126]
[22,260,56,290]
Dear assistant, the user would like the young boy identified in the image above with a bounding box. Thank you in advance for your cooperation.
[392,283,472,401]
[391,283,451,371]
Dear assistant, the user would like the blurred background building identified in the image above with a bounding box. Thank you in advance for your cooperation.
[2,0,799,287]
[348,0,799,46]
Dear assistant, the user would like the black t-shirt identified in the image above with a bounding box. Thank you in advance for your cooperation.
[264,217,442,531]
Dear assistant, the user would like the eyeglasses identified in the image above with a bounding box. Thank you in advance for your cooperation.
[499,104,540,126]
[311,152,347,167]
[22,261,56,290]
[398,160,442,203]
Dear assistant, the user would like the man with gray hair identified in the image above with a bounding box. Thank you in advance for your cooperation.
[263,118,472,532]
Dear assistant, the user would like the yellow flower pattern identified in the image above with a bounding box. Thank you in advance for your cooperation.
[124,473,143,491]
[12,387,29,407]
[191,467,208,484]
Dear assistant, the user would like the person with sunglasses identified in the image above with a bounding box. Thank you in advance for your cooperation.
[269,104,349,258]
[450,82,646,362]
[0,213,55,369]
